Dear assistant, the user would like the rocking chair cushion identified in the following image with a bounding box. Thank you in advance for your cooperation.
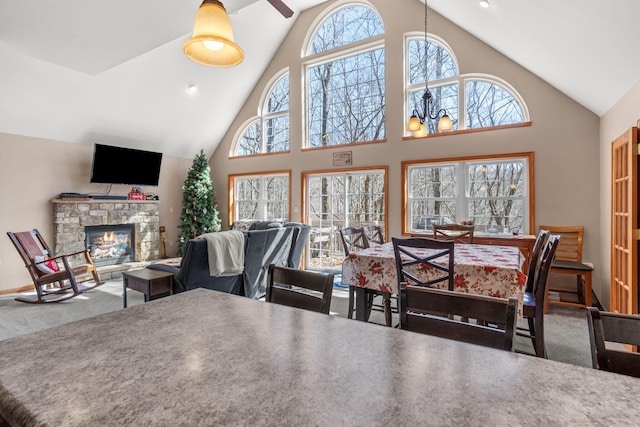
[34,255,60,274]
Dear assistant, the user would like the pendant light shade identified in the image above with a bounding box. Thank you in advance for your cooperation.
[183,0,244,67]
[437,114,452,132]
[406,115,422,132]
[414,123,428,138]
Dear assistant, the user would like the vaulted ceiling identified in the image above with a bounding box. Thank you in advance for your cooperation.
[1,0,639,158]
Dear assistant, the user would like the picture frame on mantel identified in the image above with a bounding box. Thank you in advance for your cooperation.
[333,151,352,167]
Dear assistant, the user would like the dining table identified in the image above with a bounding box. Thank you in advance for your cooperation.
[342,241,528,321]
[1,288,639,426]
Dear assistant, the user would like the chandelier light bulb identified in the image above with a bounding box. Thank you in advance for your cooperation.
[203,40,224,51]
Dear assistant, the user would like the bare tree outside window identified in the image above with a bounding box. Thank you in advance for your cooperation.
[409,165,457,229]
[237,120,261,156]
[234,73,289,156]
[466,80,524,128]
[309,6,384,54]
[234,174,289,222]
[306,6,385,148]
[406,36,526,134]
[407,38,458,132]
[265,74,289,153]
[467,161,524,232]
[306,170,386,270]
[407,158,528,234]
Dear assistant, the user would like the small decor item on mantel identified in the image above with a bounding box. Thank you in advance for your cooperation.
[128,187,146,200]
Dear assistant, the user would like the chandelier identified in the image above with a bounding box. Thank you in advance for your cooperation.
[406,0,452,137]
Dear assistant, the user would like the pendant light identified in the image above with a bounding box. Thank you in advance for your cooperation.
[183,0,244,67]
[407,0,452,135]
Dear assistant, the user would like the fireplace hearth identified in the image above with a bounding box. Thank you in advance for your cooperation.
[85,224,135,267]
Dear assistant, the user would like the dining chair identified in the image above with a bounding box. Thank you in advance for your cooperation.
[392,237,455,291]
[432,223,475,244]
[265,264,334,314]
[538,225,593,312]
[586,307,640,378]
[525,229,550,293]
[363,224,385,246]
[339,226,370,254]
[517,234,560,358]
[339,227,393,326]
[6,229,104,303]
[399,285,518,351]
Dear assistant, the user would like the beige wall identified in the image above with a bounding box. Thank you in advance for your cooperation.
[599,79,640,309]
[0,132,191,291]
[210,0,603,298]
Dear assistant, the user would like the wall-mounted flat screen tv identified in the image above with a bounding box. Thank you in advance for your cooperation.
[90,143,163,186]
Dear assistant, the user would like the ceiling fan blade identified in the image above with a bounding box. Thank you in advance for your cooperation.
[267,0,294,18]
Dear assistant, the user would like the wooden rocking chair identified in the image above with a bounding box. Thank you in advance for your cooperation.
[7,229,104,303]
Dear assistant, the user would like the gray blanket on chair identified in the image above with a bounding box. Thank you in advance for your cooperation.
[198,231,245,277]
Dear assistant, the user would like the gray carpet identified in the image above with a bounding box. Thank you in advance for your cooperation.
[0,281,593,368]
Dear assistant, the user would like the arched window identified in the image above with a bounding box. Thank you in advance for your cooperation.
[407,35,459,133]
[233,72,290,156]
[304,4,385,148]
[464,78,525,128]
[405,35,527,136]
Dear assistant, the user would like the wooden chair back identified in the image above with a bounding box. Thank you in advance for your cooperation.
[399,285,518,351]
[266,264,334,314]
[538,225,584,263]
[532,234,560,301]
[586,307,640,378]
[363,224,385,245]
[392,237,455,290]
[7,230,55,280]
[7,229,103,303]
[518,234,560,357]
[432,223,475,244]
[339,227,370,256]
[525,229,550,293]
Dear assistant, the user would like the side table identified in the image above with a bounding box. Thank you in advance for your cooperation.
[122,268,174,308]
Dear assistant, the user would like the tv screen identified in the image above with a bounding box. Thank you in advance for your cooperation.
[90,144,163,186]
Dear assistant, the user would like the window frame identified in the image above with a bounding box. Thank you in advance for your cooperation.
[231,69,290,158]
[401,152,534,236]
[302,3,386,150]
[228,170,292,224]
[404,33,530,137]
[302,166,389,271]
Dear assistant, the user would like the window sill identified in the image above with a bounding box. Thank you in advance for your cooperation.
[301,139,387,152]
[402,122,532,140]
[230,150,291,160]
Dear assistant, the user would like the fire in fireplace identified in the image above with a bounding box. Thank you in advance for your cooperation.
[85,224,135,266]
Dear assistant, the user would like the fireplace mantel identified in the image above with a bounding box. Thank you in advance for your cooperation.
[52,199,160,263]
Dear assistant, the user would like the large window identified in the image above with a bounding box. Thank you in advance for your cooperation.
[406,35,528,135]
[304,168,387,270]
[234,72,290,156]
[229,172,290,222]
[305,5,385,148]
[403,153,533,235]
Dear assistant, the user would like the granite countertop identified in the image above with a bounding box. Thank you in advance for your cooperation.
[1,288,639,426]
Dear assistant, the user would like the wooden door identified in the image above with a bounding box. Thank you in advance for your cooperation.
[610,125,639,314]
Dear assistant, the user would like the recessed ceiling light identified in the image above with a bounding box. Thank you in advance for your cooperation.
[480,0,490,8]
[187,84,198,94]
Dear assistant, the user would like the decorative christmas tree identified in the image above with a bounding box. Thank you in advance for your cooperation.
[177,150,221,255]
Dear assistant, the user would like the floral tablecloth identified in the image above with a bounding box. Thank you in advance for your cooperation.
[342,242,527,317]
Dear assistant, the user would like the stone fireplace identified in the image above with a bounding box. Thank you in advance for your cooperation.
[85,224,136,266]
[52,200,160,267]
